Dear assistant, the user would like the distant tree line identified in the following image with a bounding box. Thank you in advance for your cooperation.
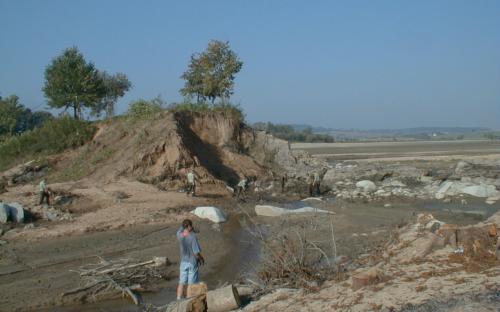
[253,122,334,143]
[0,95,53,139]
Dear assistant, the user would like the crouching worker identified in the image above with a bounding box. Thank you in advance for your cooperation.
[176,219,205,300]
[186,169,198,197]
[236,177,247,200]
[39,178,50,205]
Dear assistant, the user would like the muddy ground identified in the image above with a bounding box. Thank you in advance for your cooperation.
[0,195,495,312]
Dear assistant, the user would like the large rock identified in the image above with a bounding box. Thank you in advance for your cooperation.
[0,202,25,223]
[435,181,462,199]
[352,268,384,290]
[412,233,445,258]
[206,284,240,312]
[0,203,9,223]
[434,181,499,199]
[249,132,329,179]
[455,161,472,175]
[355,180,377,193]
[461,185,500,198]
[7,202,24,223]
[255,205,334,217]
[191,207,227,223]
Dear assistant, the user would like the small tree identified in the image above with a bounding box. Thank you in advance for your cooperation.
[93,72,132,118]
[43,47,105,119]
[180,40,243,103]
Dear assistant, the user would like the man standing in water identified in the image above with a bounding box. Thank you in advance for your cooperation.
[176,219,204,300]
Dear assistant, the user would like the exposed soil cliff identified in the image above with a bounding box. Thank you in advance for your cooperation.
[36,112,325,193]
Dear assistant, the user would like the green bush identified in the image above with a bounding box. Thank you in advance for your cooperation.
[0,116,96,170]
[168,100,244,122]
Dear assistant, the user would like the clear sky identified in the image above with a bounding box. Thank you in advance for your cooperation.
[1,0,499,129]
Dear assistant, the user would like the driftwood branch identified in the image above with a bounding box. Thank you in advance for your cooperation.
[80,259,155,276]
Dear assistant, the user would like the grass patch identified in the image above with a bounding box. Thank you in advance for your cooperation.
[126,97,166,120]
[50,146,116,182]
[0,117,96,171]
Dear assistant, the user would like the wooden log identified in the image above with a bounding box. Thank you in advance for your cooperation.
[206,284,240,312]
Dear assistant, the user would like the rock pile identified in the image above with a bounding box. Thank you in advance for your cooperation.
[322,159,500,204]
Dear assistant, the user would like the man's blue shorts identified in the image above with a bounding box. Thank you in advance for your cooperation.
[179,261,199,284]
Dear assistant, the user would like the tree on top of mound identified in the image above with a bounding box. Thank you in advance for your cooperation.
[43,47,131,119]
[92,71,132,119]
[180,40,243,103]
[43,47,105,119]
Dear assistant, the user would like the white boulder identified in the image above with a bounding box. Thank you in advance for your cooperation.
[435,181,500,199]
[0,202,25,223]
[191,206,227,223]
[461,185,500,198]
[255,205,334,217]
[356,180,377,193]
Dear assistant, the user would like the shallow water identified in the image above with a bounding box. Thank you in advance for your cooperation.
[45,215,259,312]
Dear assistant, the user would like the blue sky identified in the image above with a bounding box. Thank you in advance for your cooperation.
[1,0,499,129]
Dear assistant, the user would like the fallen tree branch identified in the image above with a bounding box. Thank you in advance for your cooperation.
[61,280,108,297]
[80,260,155,276]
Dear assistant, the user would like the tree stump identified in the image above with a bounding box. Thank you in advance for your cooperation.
[207,284,240,312]
[187,282,208,298]
[166,294,206,312]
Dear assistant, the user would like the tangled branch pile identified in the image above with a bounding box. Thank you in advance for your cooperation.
[243,215,341,291]
[63,257,168,304]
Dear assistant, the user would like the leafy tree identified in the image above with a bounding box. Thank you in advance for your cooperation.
[180,40,243,103]
[43,47,105,119]
[0,95,24,136]
[92,72,132,118]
